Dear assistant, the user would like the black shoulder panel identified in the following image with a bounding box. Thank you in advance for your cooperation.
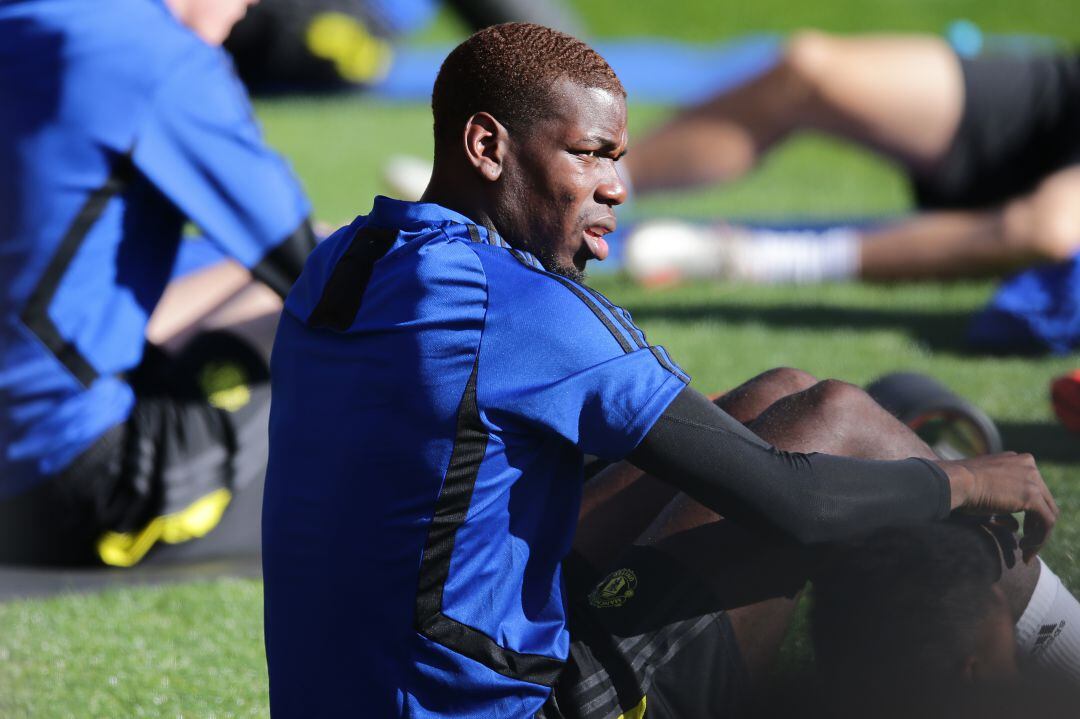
[305,225,398,331]
[20,155,134,388]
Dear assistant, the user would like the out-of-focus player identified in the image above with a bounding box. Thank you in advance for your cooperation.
[0,0,316,567]
[622,32,1080,287]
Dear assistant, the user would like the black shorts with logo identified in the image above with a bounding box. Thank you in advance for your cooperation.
[913,52,1080,209]
[0,331,269,567]
[541,546,749,719]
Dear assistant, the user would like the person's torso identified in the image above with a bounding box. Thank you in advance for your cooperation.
[262,198,681,717]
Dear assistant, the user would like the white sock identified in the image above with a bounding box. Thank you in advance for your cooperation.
[383,155,432,202]
[729,227,861,284]
[624,222,861,285]
[1015,558,1080,683]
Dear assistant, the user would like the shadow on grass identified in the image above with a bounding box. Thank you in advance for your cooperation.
[998,421,1080,465]
[625,301,975,352]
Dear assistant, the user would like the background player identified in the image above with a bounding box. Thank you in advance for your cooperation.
[0,0,315,566]
[226,0,583,92]
[622,31,1080,286]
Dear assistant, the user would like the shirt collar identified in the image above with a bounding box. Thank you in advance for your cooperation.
[368,195,479,229]
[367,196,545,270]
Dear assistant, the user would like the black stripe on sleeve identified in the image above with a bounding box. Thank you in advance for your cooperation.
[306,225,398,331]
[579,285,646,352]
[580,283,689,382]
[466,223,635,354]
[530,273,634,354]
[466,223,482,244]
[414,357,565,687]
[19,155,135,388]
[648,346,689,382]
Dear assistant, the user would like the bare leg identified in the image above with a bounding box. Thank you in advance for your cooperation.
[860,166,1080,279]
[633,379,938,677]
[625,32,964,193]
[632,379,1046,680]
[573,368,817,570]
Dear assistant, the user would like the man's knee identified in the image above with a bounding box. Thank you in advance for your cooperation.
[759,367,818,396]
[781,30,840,91]
[795,377,881,429]
[1004,176,1080,262]
[805,377,867,408]
[715,367,819,421]
[1029,209,1080,262]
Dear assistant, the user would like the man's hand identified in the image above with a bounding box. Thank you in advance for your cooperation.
[937,452,1059,562]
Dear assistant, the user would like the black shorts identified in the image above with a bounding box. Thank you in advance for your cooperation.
[542,546,749,719]
[0,331,270,567]
[913,52,1080,209]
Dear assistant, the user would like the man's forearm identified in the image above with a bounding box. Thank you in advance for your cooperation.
[628,387,951,545]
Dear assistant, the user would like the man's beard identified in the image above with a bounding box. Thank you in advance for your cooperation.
[535,246,587,284]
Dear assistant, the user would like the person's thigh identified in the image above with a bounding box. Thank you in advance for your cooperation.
[1,331,273,568]
[635,496,812,679]
[787,32,964,172]
[573,368,816,570]
[550,545,746,719]
[100,330,272,566]
[553,518,810,719]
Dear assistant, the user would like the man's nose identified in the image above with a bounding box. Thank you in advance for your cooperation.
[595,165,628,206]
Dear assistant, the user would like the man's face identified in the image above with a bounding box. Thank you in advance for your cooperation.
[496,80,628,283]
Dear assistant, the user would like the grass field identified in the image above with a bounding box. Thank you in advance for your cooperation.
[2,3,1079,717]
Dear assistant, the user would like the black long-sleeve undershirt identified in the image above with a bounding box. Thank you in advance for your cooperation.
[251,219,318,299]
[627,387,952,545]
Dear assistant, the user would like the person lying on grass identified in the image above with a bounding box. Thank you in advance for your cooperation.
[622,31,1080,286]
[262,22,1077,719]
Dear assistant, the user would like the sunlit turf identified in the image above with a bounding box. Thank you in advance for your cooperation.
[4,268,1077,716]
[4,1,1080,712]
[0,580,267,718]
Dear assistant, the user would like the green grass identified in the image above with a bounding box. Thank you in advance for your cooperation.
[0,581,266,718]
[4,2,1080,715]
[416,0,1080,44]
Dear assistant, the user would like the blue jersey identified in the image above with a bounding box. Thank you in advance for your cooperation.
[0,0,310,498]
[263,197,688,717]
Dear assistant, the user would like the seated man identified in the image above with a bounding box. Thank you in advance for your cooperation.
[622,32,1080,286]
[0,0,315,567]
[263,23,1073,718]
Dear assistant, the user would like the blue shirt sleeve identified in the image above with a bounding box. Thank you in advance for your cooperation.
[475,251,689,460]
[131,45,310,268]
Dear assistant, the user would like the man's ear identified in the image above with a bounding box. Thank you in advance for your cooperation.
[462,112,508,182]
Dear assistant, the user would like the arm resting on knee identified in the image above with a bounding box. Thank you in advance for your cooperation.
[628,387,951,544]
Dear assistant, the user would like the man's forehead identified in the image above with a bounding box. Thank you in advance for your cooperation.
[545,80,628,142]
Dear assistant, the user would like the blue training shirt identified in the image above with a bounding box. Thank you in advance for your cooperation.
[0,0,310,498]
[263,197,688,717]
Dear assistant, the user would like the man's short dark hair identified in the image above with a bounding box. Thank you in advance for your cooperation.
[811,522,1003,688]
[431,22,625,148]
